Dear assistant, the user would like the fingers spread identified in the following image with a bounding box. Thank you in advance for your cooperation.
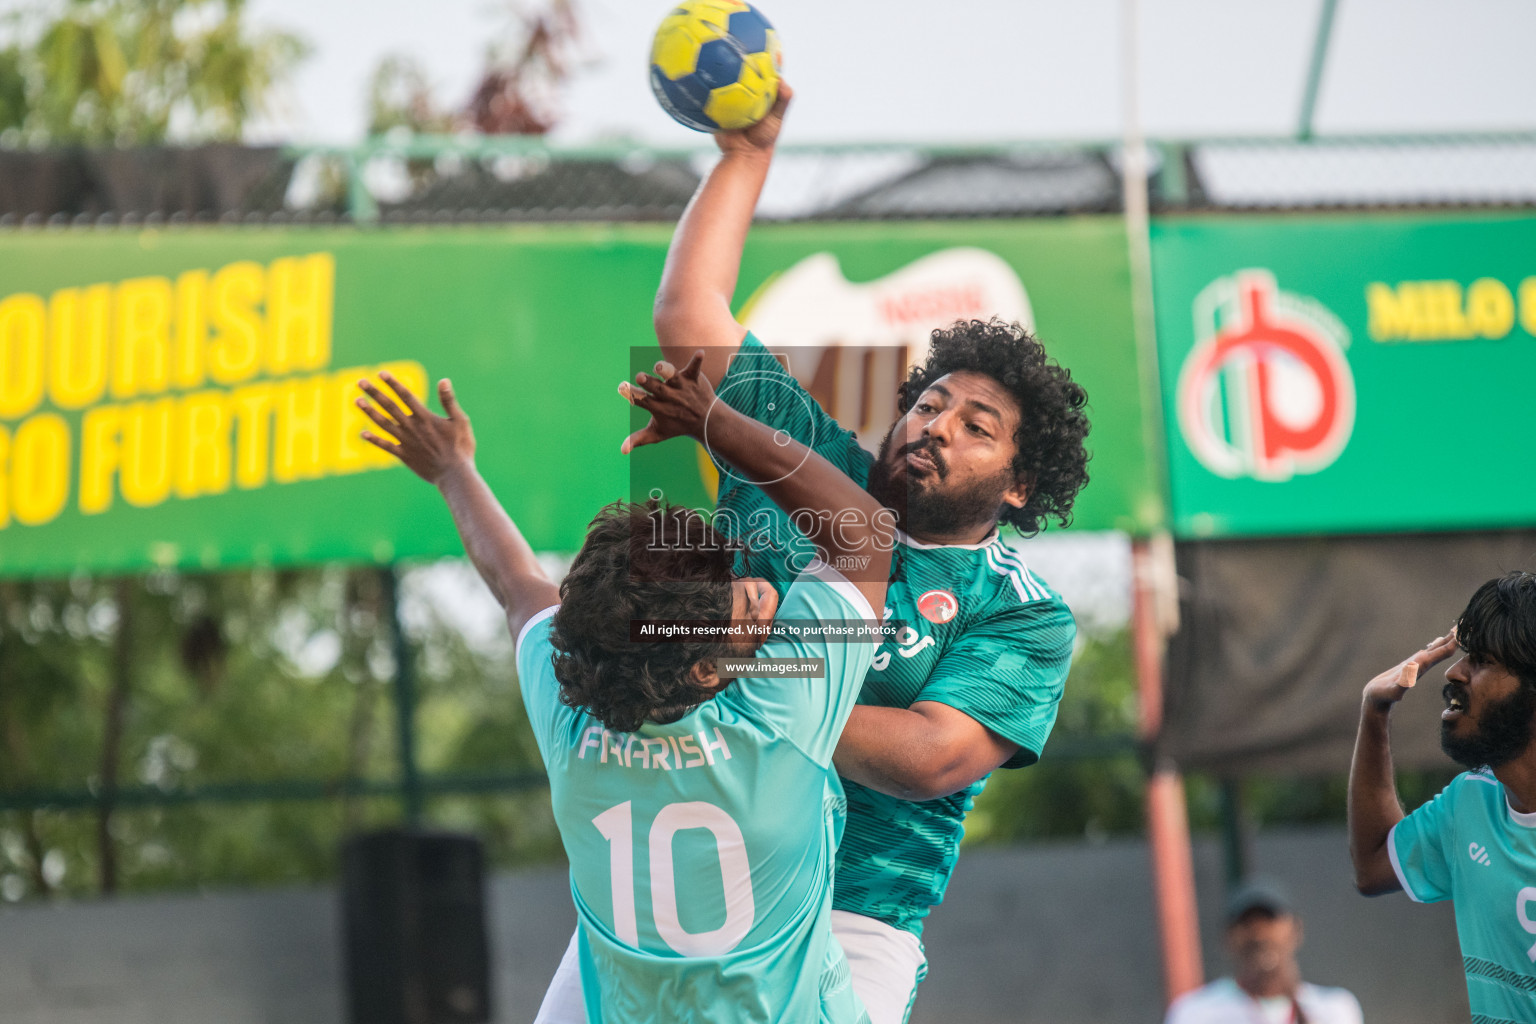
[359,379,408,424]
[438,379,463,419]
[361,431,401,456]
[380,370,427,418]
[620,423,665,454]
[357,397,404,439]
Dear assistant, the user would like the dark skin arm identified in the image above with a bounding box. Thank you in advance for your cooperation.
[356,372,559,639]
[625,358,1013,799]
[621,351,891,616]
[835,703,1022,802]
[652,85,792,386]
[1347,629,1458,895]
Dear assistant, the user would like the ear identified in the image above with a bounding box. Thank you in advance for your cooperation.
[690,659,727,694]
[1001,478,1030,510]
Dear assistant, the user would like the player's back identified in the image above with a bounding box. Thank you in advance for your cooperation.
[515,568,876,1024]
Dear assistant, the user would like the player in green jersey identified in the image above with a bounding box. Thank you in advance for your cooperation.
[1350,572,1536,1023]
[536,88,1092,1024]
[354,363,893,1024]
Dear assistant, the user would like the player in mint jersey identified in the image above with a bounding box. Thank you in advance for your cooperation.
[354,360,893,1024]
[1350,572,1536,1024]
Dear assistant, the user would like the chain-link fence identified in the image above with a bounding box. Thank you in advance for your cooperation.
[2,132,1534,226]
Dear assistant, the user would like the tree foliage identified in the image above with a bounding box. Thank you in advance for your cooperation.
[0,564,555,902]
[0,0,308,145]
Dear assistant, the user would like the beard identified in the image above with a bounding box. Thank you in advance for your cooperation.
[1441,682,1536,770]
[866,426,1012,539]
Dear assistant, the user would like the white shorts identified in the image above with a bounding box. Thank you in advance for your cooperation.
[532,911,927,1024]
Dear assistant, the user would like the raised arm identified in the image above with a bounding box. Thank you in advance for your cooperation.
[357,372,560,638]
[1348,631,1458,894]
[652,86,792,385]
[621,352,892,614]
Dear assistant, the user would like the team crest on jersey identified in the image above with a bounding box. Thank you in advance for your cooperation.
[917,589,958,624]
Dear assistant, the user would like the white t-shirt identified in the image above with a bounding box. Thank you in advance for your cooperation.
[1165,978,1363,1024]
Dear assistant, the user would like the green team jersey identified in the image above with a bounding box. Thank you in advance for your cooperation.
[517,565,877,1024]
[713,334,1076,936]
[1390,769,1536,1024]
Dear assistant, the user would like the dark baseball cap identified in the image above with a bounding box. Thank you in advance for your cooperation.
[1225,878,1293,924]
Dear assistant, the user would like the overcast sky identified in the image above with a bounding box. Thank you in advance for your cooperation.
[243,0,1536,148]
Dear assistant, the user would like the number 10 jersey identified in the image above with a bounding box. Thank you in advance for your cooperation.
[517,566,877,1023]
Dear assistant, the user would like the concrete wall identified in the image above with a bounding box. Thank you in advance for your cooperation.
[0,827,1467,1024]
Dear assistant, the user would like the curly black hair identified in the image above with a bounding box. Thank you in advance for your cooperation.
[547,501,736,733]
[1456,572,1536,689]
[898,319,1090,536]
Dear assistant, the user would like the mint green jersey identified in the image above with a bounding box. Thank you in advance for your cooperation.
[517,566,877,1024]
[1390,769,1536,1024]
[714,335,1076,936]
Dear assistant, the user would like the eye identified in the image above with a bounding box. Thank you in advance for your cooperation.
[967,422,990,437]
[915,401,937,413]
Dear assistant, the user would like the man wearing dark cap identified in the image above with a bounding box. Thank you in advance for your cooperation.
[1164,880,1363,1024]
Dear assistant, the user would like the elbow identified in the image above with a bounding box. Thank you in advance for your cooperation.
[1349,848,1400,897]
[891,761,976,803]
[651,293,695,345]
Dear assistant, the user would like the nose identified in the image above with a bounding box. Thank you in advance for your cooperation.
[923,408,960,445]
[1446,656,1470,683]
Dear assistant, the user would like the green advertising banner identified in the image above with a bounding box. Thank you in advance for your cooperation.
[0,219,1154,578]
[1152,212,1536,538]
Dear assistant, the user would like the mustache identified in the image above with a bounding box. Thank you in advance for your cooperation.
[897,438,947,477]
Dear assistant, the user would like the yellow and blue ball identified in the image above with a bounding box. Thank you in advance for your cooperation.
[649,1,782,133]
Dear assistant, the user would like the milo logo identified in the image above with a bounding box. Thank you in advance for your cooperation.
[1177,270,1355,482]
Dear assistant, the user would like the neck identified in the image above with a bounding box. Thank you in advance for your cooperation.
[1238,966,1299,1000]
[906,520,998,547]
[1493,750,1536,813]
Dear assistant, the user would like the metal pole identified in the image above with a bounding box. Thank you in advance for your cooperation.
[381,565,424,825]
[1134,538,1204,1004]
[1218,776,1251,887]
[1297,0,1341,141]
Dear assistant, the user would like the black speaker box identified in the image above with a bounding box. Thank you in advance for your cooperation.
[341,829,492,1024]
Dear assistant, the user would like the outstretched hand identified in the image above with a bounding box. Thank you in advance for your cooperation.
[356,372,475,485]
[1362,629,1459,712]
[618,351,717,454]
[715,82,792,158]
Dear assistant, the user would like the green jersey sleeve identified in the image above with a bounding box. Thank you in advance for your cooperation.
[916,598,1075,769]
[713,334,874,587]
[1389,779,1456,903]
[514,606,563,765]
[714,333,869,480]
[719,561,879,766]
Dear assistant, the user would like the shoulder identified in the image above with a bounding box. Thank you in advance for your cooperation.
[978,539,1070,613]
[1165,980,1241,1023]
[515,606,560,669]
[1298,982,1363,1020]
[964,538,1076,645]
[1441,768,1503,812]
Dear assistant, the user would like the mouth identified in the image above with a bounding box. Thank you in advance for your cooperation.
[898,442,944,477]
[905,450,938,473]
[1443,682,1468,722]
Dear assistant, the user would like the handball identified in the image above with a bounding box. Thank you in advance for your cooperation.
[649,1,782,133]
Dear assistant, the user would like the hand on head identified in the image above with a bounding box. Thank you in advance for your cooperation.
[356,373,475,485]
